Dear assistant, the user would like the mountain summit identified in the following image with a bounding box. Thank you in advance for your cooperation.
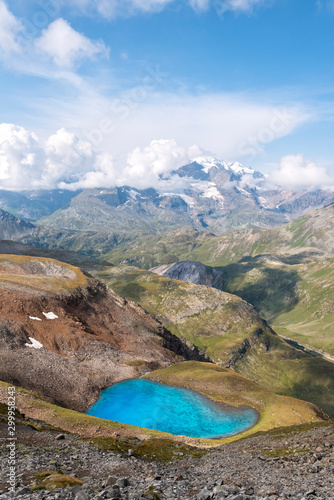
[183,156,256,177]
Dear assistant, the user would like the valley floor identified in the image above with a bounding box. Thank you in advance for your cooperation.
[0,417,333,500]
[277,335,334,363]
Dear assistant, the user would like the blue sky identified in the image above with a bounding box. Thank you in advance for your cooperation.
[0,0,334,190]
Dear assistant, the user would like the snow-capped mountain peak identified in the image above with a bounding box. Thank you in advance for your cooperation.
[229,161,254,176]
[193,156,224,173]
[193,156,254,176]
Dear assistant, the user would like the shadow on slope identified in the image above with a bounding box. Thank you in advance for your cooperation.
[231,328,334,418]
[278,252,322,265]
[219,255,300,321]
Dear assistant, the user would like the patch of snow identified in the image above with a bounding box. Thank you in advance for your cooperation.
[201,186,224,206]
[128,189,139,199]
[178,194,195,207]
[29,316,42,321]
[236,187,251,197]
[42,312,58,320]
[162,192,195,207]
[259,196,268,207]
[25,337,43,349]
[190,180,214,190]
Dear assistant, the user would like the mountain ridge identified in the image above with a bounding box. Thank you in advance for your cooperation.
[0,208,35,239]
[1,156,334,238]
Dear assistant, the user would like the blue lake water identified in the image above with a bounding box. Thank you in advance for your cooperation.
[87,379,259,439]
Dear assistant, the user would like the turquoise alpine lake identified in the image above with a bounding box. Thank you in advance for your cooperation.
[87,379,259,438]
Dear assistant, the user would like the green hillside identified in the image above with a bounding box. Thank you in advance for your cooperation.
[220,255,334,358]
[100,226,262,268]
[94,265,334,418]
[100,203,334,268]
[95,204,334,363]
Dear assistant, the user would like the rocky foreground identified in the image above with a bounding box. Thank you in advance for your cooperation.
[0,417,333,500]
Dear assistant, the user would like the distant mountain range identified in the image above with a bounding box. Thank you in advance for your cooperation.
[0,189,81,221]
[1,156,334,235]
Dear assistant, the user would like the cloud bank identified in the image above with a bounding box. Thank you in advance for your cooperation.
[0,124,114,191]
[41,88,308,165]
[269,154,334,189]
[1,124,333,192]
[0,124,197,191]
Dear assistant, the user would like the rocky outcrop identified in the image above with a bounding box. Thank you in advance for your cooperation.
[225,328,271,369]
[151,260,225,289]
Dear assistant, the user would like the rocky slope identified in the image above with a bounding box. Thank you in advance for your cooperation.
[151,260,225,289]
[0,255,208,412]
[0,209,35,240]
[0,414,333,500]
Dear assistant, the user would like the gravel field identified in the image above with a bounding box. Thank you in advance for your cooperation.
[0,418,333,500]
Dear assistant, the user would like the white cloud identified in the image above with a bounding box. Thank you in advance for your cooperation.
[0,124,117,191]
[0,124,44,189]
[0,124,196,191]
[0,0,23,53]
[67,0,268,17]
[215,0,268,15]
[68,0,175,18]
[44,128,94,184]
[317,0,334,13]
[26,88,310,168]
[58,151,117,190]
[269,154,334,189]
[34,18,108,68]
[189,0,211,11]
[122,139,191,188]
[0,2,108,75]
[95,94,307,162]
